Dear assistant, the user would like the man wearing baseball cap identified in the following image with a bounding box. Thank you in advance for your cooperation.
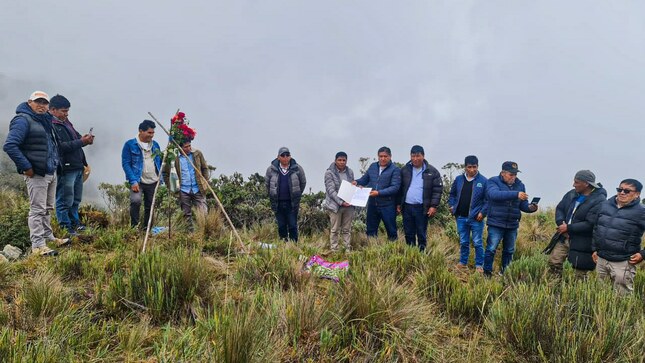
[265,147,306,242]
[3,91,70,256]
[483,161,538,276]
[548,170,606,278]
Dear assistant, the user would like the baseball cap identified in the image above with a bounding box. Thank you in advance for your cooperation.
[278,147,290,155]
[574,170,600,188]
[28,91,50,102]
[502,161,521,173]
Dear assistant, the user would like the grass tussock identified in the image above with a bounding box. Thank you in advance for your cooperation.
[21,270,70,320]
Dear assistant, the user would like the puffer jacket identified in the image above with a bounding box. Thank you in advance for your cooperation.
[486,174,535,229]
[3,102,59,176]
[448,172,488,220]
[355,161,401,207]
[398,160,443,211]
[322,162,355,213]
[265,158,306,211]
[593,196,645,262]
[555,187,607,270]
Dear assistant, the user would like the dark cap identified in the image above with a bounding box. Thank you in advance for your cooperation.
[278,147,290,155]
[410,145,424,155]
[574,170,599,188]
[335,151,347,159]
[502,161,521,173]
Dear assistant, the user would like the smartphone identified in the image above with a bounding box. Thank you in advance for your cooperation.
[89,127,94,136]
[530,197,541,205]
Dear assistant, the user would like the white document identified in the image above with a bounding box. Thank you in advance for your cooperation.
[338,180,372,207]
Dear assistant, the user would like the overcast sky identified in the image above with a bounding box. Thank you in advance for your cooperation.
[1,1,644,206]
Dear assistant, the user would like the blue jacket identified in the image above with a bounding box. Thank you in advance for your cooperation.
[3,102,59,176]
[486,174,535,229]
[593,196,645,262]
[355,161,401,207]
[121,138,161,186]
[448,172,488,220]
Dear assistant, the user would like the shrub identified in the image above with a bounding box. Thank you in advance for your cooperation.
[0,190,30,250]
[106,247,209,323]
[22,270,70,319]
[485,280,645,362]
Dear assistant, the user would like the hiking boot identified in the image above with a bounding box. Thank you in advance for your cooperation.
[32,246,59,257]
[52,238,71,247]
[475,267,484,274]
[75,225,87,232]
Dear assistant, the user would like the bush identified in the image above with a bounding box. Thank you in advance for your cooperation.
[0,190,30,250]
[485,280,645,362]
[106,247,209,323]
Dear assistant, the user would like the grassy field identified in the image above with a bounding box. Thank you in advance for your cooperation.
[1,195,645,362]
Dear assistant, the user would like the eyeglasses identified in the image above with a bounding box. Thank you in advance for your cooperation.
[280,153,290,157]
[616,188,636,194]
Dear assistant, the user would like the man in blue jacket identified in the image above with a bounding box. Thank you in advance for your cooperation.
[121,120,161,228]
[592,179,645,294]
[3,91,69,256]
[483,161,538,276]
[448,155,488,272]
[354,146,401,241]
[397,145,443,251]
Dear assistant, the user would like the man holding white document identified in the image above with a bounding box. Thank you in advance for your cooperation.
[322,152,356,251]
[353,146,401,241]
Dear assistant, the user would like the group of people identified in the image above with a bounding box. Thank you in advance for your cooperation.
[4,91,645,294]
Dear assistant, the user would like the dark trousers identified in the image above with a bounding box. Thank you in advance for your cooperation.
[130,182,156,228]
[402,203,429,250]
[366,203,398,241]
[275,200,298,242]
[55,169,83,231]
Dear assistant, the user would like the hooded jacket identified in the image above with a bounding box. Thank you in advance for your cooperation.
[355,161,401,207]
[322,162,355,213]
[398,160,443,211]
[265,158,306,210]
[555,187,607,270]
[486,174,535,229]
[3,102,59,176]
[593,196,645,262]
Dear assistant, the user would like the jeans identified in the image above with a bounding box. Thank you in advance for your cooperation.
[402,204,428,250]
[275,200,298,242]
[456,216,484,267]
[366,203,397,240]
[483,225,518,274]
[55,169,83,231]
[130,182,156,228]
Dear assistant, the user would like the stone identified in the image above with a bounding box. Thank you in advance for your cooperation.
[2,245,22,261]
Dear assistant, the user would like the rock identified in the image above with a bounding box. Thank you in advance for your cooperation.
[0,254,8,263]
[2,245,22,261]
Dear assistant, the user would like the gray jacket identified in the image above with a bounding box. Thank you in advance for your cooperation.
[322,162,355,213]
[265,158,306,210]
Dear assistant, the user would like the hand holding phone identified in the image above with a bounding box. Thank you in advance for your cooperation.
[89,127,94,136]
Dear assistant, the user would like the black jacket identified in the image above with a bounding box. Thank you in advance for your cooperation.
[593,196,645,262]
[52,117,87,173]
[555,187,607,270]
[397,160,443,211]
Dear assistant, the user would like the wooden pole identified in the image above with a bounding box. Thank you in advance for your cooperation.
[147,111,249,253]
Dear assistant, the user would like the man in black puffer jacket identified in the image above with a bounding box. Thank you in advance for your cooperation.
[549,170,606,278]
[592,178,645,294]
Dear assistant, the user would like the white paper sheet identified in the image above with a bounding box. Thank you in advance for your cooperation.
[338,180,372,207]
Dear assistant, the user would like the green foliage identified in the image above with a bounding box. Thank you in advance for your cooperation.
[98,182,130,226]
[0,190,30,250]
[106,247,209,323]
[211,172,273,228]
[486,280,645,362]
[21,270,70,320]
